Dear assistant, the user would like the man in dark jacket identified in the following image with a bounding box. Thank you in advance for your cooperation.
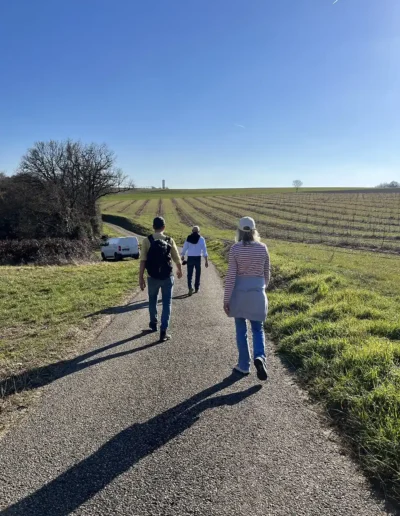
[181,226,209,296]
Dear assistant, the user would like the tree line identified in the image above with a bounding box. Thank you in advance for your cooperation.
[0,140,133,240]
[376,181,400,189]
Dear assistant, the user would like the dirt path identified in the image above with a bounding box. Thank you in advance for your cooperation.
[0,234,390,515]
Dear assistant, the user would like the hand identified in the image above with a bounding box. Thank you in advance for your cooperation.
[139,276,146,291]
[177,269,183,279]
[223,303,230,316]
[205,259,209,269]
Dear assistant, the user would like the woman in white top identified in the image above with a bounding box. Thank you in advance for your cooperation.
[223,217,270,380]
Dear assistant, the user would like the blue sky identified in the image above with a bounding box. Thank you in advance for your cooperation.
[1,0,399,188]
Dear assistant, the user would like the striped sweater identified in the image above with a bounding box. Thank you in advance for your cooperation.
[224,242,271,305]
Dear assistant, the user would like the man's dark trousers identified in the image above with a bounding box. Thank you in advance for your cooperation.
[187,256,201,290]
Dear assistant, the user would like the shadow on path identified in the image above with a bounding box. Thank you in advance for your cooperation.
[0,331,161,399]
[3,374,262,516]
[3,291,197,399]
[86,299,153,317]
[87,294,190,318]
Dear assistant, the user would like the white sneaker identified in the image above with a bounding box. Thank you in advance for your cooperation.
[233,365,250,375]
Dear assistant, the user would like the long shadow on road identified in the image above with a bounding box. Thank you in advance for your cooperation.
[86,295,188,318]
[2,296,194,399]
[2,374,262,516]
[0,331,161,399]
[86,299,151,317]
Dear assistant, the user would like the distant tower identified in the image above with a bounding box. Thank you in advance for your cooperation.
[162,179,166,189]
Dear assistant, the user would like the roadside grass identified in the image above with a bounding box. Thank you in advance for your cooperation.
[0,261,139,425]
[261,241,400,500]
[102,223,126,237]
[206,240,230,276]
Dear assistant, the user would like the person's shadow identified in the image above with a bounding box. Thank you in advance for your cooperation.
[85,299,152,317]
[0,330,161,399]
[3,374,262,516]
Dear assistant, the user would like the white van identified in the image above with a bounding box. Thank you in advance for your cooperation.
[101,237,140,261]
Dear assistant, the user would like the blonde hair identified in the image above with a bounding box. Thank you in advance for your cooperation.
[235,228,261,245]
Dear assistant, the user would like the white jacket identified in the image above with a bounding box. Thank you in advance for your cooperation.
[181,236,208,257]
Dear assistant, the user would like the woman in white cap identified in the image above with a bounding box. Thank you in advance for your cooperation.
[223,217,270,380]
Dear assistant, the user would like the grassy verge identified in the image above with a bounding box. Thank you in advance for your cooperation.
[0,261,139,429]
[102,223,126,237]
[209,238,400,502]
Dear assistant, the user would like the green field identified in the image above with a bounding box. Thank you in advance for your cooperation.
[107,187,372,200]
[103,189,400,253]
[102,188,400,500]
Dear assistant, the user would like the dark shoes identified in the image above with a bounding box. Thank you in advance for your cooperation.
[195,288,199,294]
[160,329,171,342]
[188,288,194,296]
[149,322,158,332]
[254,357,268,381]
[150,323,170,341]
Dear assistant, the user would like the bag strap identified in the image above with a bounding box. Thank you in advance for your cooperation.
[148,235,154,244]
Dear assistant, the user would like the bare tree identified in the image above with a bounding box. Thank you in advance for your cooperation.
[293,180,303,192]
[17,140,135,237]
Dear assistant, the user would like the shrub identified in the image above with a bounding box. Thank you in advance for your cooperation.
[0,238,93,265]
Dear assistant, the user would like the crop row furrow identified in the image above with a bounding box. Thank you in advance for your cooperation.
[198,197,400,243]
[243,196,400,222]
[171,198,196,226]
[135,199,150,216]
[182,198,236,230]
[216,196,400,234]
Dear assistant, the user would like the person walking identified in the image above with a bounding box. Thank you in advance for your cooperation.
[140,216,183,342]
[223,217,270,381]
[181,226,209,296]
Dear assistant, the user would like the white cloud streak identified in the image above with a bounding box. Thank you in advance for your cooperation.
[234,124,246,129]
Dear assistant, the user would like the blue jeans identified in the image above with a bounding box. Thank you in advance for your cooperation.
[148,276,174,330]
[187,256,201,290]
[234,318,266,372]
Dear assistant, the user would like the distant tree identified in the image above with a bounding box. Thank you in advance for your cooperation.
[293,180,303,192]
[376,181,400,188]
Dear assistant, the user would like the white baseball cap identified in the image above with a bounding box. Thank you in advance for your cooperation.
[239,216,256,232]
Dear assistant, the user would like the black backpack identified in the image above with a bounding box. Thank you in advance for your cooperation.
[145,235,173,279]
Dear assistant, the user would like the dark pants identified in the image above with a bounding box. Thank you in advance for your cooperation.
[187,256,201,290]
